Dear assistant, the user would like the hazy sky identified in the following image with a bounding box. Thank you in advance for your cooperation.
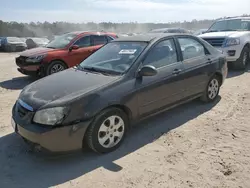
[1,0,249,23]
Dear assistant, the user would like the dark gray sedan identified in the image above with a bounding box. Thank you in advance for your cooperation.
[11,33,227,154]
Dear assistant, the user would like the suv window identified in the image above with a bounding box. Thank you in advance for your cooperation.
[143,39,178,68]
[178,37,205,60]
[93,35,108,45]
[208,19,250,32]
[74,36,91,48]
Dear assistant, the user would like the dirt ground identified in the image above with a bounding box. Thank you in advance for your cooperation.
[0,52,250,188]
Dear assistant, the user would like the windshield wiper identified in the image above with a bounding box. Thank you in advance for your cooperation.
[83,66,120,76]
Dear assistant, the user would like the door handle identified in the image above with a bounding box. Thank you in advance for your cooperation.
[172,69,182,75]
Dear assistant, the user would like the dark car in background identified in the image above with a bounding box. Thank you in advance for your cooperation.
[15,31,118,77]
[26,37,50,49]
[149,28,190,34]
[193,29,208,36]
[11,33,227,154]
[1,37,27,52]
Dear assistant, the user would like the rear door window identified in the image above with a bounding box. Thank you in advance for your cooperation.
[74,36,91,48]
[177,37,206,60]
[92,35,108,46]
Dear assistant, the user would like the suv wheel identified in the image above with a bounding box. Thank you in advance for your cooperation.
[231,46,249,70]
[46,61,67,76]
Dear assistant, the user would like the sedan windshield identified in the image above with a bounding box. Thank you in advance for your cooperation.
[46,33,78,49]
[79,42,147,75]
[208,19,250,32]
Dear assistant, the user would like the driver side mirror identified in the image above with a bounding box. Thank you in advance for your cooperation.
[69,45,79,52]
[137,65,158,77]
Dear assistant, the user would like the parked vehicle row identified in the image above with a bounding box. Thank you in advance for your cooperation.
[0,36,50,52]
[0,37,27,52]
[12,32,228,154]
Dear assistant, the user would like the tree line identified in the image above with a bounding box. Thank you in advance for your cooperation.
[0,14,249,38]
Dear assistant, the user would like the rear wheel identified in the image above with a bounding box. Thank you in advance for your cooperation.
[200,75,221,103]
[85,108,128,153]
[46,60,67,76]
[231,46,249,70]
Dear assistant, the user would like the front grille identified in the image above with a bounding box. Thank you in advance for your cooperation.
[16,56,28,66]
[202,38,225,47]
[17,103,30,118]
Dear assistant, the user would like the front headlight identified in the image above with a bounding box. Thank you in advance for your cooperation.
[33,107,69,126]
[224,38,240,47]
[26,54,47,63]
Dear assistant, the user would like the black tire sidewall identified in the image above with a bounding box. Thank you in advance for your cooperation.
[86,108,129,153]
[46,61,67,76]
[232,46,249,70]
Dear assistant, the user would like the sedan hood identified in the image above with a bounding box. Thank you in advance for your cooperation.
[19,68,120,110]
[19,47,54,56]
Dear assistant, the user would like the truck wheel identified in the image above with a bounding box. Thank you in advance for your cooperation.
[231,46,249,70]
[45,60,67,76]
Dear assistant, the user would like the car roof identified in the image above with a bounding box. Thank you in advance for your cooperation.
[113,33,192,42]
[218,16,250,21]
[68,31,116,36]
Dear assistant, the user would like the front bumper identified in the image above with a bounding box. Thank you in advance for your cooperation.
[216,46,241,62]
[12,102,92,153]
[15,56,45,76]
[17,67,39,76]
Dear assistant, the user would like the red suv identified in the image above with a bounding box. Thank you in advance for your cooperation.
[15,31,118,77]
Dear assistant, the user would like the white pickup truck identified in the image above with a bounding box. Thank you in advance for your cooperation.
[199,17,250,70]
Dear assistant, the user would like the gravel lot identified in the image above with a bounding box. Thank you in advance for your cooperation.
[0,53,250,188]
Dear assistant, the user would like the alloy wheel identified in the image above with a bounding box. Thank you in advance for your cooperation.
[50,64,65,74]
[98,115,125,148]
[208,78,219,100]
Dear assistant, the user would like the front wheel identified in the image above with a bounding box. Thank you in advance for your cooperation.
[46,61,67,76]
[85,108,128,153]
[231,46,249,70]
[200,75,221,103]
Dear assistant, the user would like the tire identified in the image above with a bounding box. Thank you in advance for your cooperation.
[231,46,249,70]
[200,75,221,103]
[45,60,67,76]
[85,108,129,153]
